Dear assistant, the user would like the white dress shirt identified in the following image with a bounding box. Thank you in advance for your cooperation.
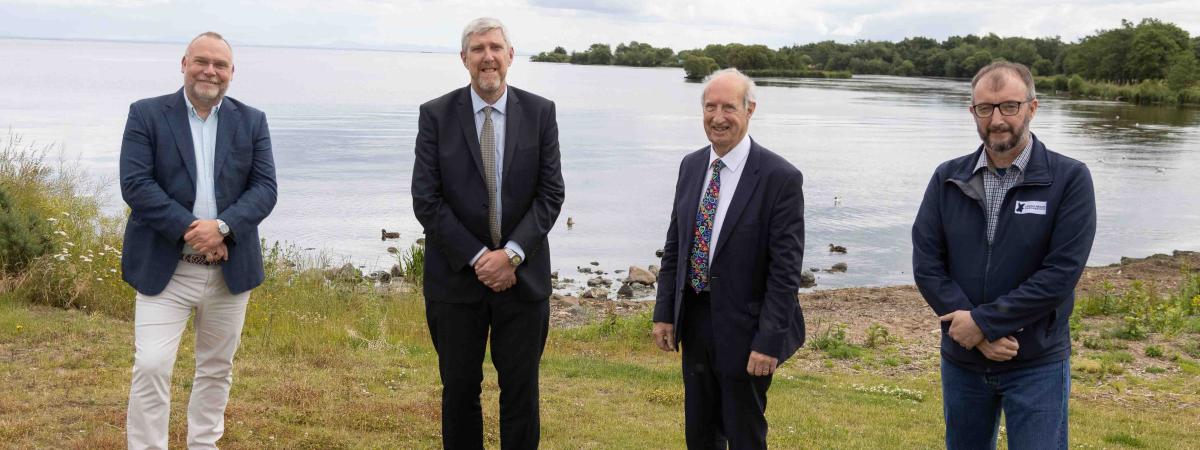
[696,133,752,265]
[468,86,525,265]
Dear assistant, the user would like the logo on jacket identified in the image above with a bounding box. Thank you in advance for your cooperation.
[1015,200,1047,215]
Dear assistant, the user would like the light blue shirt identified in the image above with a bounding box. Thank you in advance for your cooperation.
[182,93,221,255]
[468,86,524,266]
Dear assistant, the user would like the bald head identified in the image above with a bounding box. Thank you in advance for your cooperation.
[702,68,757,110]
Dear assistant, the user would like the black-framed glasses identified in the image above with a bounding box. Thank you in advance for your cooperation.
[970,101,1028,118]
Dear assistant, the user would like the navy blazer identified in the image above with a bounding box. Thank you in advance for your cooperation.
[412,86,565,303]
[119,88,278,295]
[653,139,806,376]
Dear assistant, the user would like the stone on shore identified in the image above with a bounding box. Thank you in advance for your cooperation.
[626,266,657,285]
[830,262,848,273]
[617,283,635,299]
[800,270,816,288]
[581,287,610,299]
[587,276,612,287]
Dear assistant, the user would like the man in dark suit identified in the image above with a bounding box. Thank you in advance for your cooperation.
[411,17,564,450]
[120,31,276,449]
[652,68,806,450]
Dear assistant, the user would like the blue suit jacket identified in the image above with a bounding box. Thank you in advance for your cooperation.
[653,139,806,376]
[119,88,277,295]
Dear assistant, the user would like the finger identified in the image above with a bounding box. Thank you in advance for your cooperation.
[939,312,955,321]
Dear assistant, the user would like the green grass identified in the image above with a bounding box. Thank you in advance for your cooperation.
[3,297,1200,448]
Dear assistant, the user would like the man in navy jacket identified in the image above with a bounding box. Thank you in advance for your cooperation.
[120,32,277,449]
[912,61,1095,449]
[653,68,805,449]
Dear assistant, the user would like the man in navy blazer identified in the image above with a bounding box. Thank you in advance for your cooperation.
[411,17,564,450]
[653,68,806,449]
[120,31,276,449]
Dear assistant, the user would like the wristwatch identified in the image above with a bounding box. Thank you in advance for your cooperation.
[504,248,522,267]
[216,219,230,237]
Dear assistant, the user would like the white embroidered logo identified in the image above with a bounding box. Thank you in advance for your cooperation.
[1015,200,1047,215]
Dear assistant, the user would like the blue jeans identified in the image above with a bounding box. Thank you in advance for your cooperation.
[940,358,1070,450]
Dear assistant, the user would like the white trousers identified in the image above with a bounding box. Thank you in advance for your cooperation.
[127,261,250,450]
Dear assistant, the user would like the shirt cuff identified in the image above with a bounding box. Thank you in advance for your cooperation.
[469,247,487,267]
[505,241,525,261]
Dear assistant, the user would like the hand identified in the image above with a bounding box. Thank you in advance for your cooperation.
[940,310,984,349]
[652,322,675,351]
[205,242,229,263]
[474,249,515,290]
[746,351,778,377]
[486,270,516,292]
[185,220,225,254]
[977,336,1019,362]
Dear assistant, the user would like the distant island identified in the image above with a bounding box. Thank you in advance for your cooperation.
[532,18,1200,106]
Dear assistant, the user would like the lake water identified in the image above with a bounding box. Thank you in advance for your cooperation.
[3,38,1199,291]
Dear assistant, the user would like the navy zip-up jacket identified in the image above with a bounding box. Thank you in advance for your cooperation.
[912,134,1096,372]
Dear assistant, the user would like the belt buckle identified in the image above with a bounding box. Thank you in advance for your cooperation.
[181,254,217,266]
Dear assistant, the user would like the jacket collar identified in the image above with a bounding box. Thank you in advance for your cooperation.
[950,133,1052,185]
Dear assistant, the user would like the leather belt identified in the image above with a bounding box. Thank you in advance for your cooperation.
[181,254,220,266]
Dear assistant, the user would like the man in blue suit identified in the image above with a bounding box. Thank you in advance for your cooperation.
[652,68,806,449]
[120,31,277,449]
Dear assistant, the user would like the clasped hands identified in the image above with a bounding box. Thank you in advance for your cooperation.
[940,310,1020,362]
[474,249,516,292]
[184,219,228,263]
[652,322,779,377]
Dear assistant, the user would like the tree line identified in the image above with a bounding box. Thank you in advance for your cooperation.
[531,18,1200,100]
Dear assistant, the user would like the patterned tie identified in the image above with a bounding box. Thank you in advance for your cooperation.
[481,106,501,247]
[689,159,725,293]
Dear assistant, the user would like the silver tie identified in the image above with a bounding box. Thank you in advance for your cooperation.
[481,106,501,247]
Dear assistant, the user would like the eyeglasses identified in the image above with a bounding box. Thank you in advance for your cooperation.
[970,101,1028,118]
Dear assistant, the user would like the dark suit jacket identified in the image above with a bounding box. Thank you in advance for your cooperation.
[119,88,278,295]
[412,86,564,303]
[653,139,806,376]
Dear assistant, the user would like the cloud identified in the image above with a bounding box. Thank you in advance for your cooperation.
[0,0,1196,52]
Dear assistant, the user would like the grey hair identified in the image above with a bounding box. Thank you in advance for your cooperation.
[702,68,757,109]
[460,17,512,53]
[971,61,1036,101]
[186,31,232,55]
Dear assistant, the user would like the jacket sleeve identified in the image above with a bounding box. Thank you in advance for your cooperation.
[971,164,1097,341]
[912,170,977,315]
[411,103,488,271]
[119,102,196,242]
[216,110,278,241]
[653,158,688,324]
[507,101,565,261]
[751,170,806,358]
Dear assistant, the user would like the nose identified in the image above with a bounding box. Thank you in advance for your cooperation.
[987,110,1005,127]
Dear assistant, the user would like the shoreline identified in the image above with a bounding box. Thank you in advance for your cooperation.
[546,249,1200,328]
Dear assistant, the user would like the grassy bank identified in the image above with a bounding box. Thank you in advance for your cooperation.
[1035,75,1200,106]
[3,275,1199,448]
[2,133,1199,448]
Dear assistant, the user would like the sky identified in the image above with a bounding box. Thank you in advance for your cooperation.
[0,0,1196,53]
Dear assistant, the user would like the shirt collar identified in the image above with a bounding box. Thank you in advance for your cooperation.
[975,136,1033,175]
[470,86,508,116]
[708,134,751,173]
[182,92,222,121]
